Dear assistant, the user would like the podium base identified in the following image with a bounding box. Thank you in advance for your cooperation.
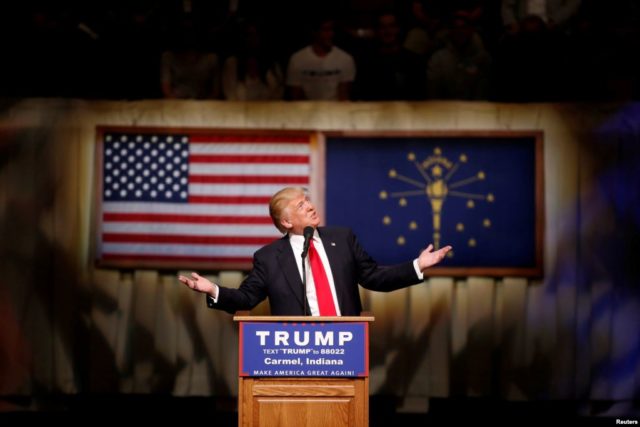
[239,377,368,427]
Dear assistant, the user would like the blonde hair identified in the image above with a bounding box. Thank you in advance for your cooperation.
[269,187,307,233]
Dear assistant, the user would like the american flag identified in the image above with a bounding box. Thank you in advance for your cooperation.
[96,129,311,269]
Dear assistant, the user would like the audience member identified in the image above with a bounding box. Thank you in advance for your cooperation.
[501,0,581,34]
[355,11,426,100]
[286,16,356,100]
[160,18,221,99]
[222,20,284,100]
[426,12,491,99]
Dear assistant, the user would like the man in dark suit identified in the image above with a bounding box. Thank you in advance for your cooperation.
[178,187,452,315]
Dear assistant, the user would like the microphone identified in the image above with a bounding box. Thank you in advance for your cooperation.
[301,226,314,258]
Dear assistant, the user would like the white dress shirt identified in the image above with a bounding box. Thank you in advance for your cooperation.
[289,230,342,316]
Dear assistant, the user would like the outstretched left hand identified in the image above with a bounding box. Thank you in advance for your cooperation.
[417,244,452,271]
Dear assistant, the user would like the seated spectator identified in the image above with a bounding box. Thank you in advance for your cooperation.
[355,11,426,100]
[501,0,581,34]
[160,18,221,99]
[286,16,356,100]
[222,20,284,100]
[426,12,491,100]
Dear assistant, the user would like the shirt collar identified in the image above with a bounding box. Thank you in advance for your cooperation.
[288,228,319,244]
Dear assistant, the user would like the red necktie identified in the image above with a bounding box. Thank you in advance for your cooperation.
[308,239,337,316]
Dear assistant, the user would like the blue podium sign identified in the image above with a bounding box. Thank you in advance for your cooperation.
[239,322,369,377]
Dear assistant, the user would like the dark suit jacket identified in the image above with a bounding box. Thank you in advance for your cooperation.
[208,226,421,315]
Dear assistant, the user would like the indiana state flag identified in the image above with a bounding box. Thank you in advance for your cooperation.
[325,135,539,271]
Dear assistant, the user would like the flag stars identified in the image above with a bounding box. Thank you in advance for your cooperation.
[468,238,477,247]
[460,154,468,162]
[467,200,475,208]
[383,215,391,225]
[388,169,397,178]
[103,133,189,203]
[477,171,485,180]
[407,152,416,161]
[483,218,491,228]
[399,198,407,207]
[397,236,406,246]
[409,221,418,230]
[379,190,388,200]
[487,193,495,202]
[456,223,465,232]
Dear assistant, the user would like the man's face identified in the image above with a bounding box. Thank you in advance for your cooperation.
[281,194,321,235]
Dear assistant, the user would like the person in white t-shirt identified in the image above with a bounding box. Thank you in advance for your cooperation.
[286,17,356,101]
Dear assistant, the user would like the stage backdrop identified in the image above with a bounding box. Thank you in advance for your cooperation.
[1,100,638,415]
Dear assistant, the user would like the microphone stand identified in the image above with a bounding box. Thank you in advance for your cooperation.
[301,251,308,316]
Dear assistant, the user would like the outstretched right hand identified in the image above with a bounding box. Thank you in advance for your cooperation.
[178,272,217,297]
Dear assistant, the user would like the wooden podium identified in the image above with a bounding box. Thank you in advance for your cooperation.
[233,313,374,427]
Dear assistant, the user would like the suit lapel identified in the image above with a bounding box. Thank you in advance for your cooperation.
[275,236,306,309]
